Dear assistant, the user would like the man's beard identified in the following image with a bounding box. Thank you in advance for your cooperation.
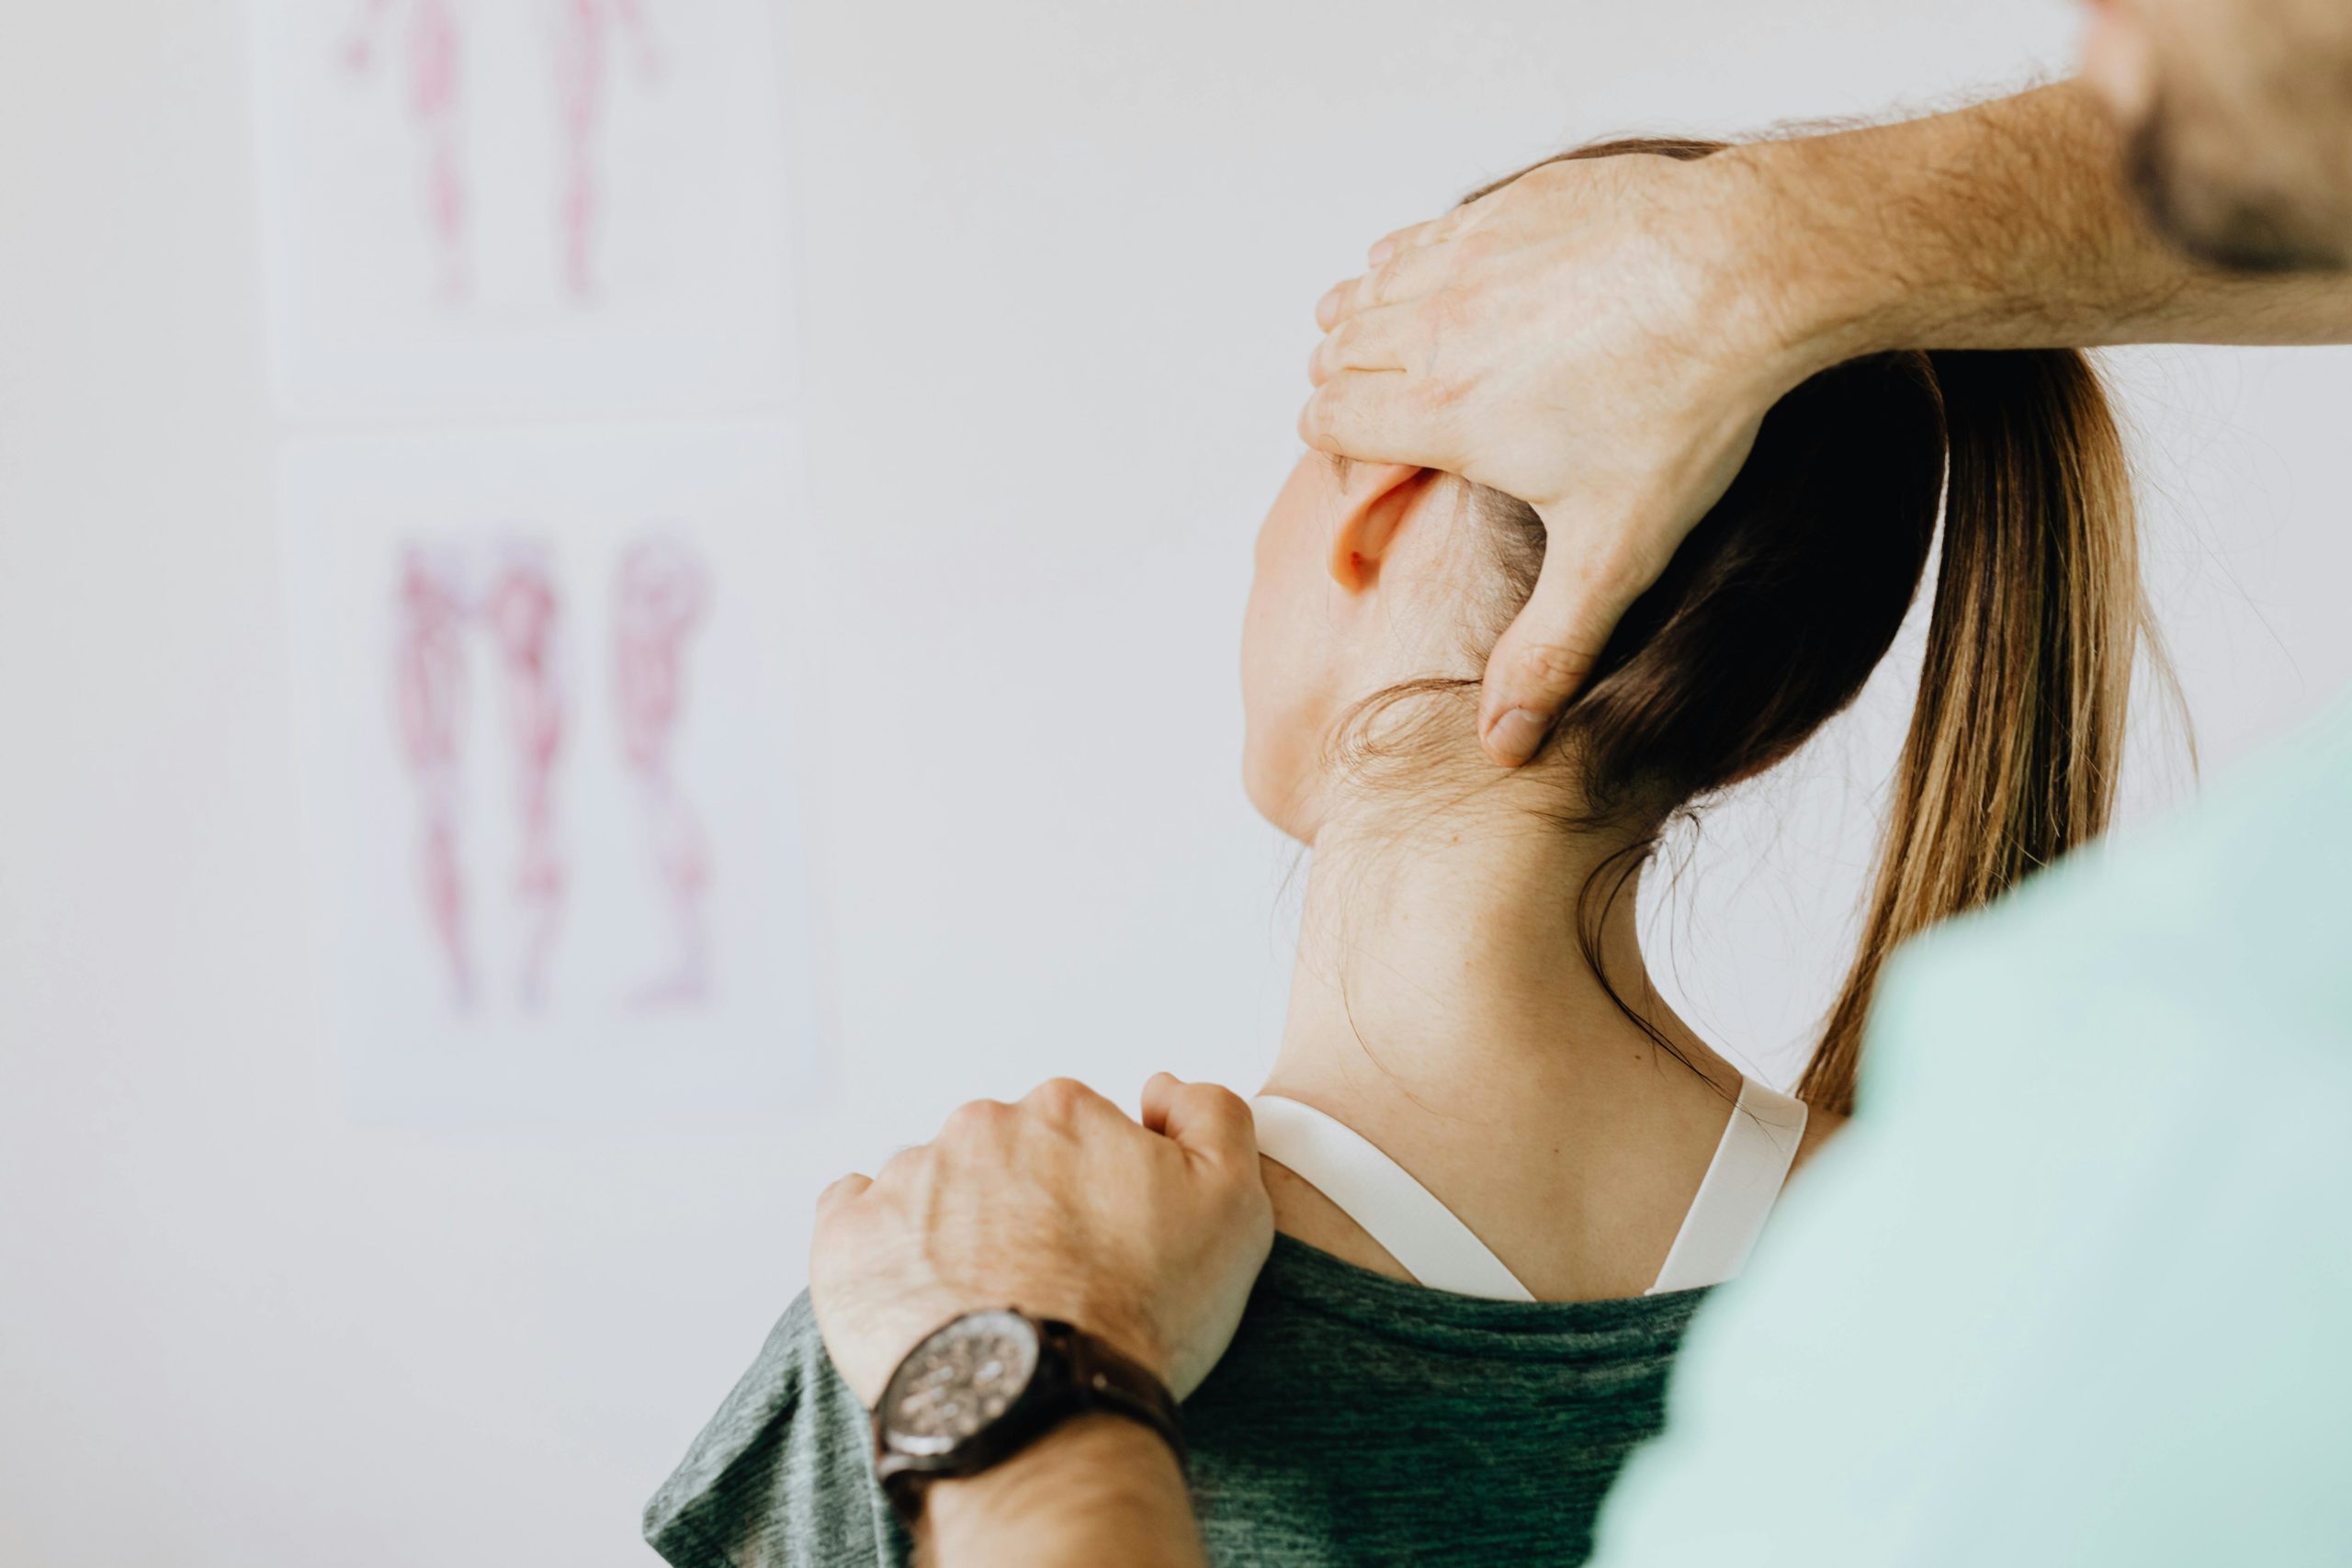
[2122,88,2351,273]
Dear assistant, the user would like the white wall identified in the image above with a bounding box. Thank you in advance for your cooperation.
[6,3,2350,1563]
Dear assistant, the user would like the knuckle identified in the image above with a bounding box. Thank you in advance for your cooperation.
[1192,1081,1249,1121]
[1026,1077,1091,1120]
[1511,639,1593,694]
[872,1145,927,1190]
[942,1098,1010,1139]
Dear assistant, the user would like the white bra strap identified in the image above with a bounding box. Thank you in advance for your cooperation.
[1250,1096,1536,1303]
[1646,1077,1809,1295]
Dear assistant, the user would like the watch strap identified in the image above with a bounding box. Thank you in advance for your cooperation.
[1047,1318,1187,1467]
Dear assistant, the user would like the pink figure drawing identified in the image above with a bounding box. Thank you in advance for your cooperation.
[549,0,662,299]
[484,541,569,1012]
[393,544,477,1011]
[343,0,469,302]
[613,535,712,1009]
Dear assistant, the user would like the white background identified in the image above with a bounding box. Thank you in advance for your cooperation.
[5,3,2350,1564]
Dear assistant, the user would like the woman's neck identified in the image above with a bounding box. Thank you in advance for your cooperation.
[1258,797,1756,1300]
[1266,800,1739,1111]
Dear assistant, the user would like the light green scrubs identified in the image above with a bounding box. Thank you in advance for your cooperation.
[1591,697,2352,1565]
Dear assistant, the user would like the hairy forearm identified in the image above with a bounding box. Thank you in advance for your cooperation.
[916,1416,1205,1568]
[1736,80,2352,375]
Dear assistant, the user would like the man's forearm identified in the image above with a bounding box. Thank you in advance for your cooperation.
[1739,80,2352,376]
[917,1416,1206,1568]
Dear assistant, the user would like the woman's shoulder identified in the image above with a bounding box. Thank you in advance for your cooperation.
[644,1289,905,1568]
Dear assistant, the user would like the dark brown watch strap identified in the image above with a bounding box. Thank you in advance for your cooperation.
[1046,1318,1187,1466]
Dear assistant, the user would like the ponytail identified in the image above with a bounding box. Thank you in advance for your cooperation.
[1445,140,2162,1116]
[1800,348,2148,1114]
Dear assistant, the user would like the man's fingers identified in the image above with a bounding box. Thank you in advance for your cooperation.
[1476,536,1657,767]
[1317,265,1396,332]
[1298,369,1453,469]
[1366,197,1489,267]
[1307,304,1416,386]
[1141,1073,1258,1168]
[1317,279,1343,331]
[1364,216,1432,269]
[1320,231,1484,333]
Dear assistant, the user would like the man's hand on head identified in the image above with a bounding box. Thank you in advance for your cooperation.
[808,1073,1274,1408]
[1300,144,1838,767]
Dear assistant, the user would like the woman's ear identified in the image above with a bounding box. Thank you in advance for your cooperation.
[1328,463,1431,593]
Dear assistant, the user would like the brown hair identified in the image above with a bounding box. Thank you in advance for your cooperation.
[1352,139,2155,1115]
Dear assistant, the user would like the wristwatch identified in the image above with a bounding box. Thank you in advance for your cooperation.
[871,1307,1186,1525]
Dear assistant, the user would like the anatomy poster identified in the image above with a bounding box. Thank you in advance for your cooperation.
[246,0,794,420]
[278,424,828,1119]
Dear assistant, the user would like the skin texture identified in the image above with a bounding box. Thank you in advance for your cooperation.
[818,6,2352,1558]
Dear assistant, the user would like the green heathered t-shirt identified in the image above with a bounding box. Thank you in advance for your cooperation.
[645,1235,1710,1567]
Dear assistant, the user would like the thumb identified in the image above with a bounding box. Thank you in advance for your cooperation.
[1476,527,1659,767]
[1141,1073,1259,1168]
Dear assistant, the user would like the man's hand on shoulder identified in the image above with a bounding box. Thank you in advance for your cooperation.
[808,1073,1274,1406]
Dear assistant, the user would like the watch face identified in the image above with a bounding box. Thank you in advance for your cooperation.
[883,1310,1041,1457]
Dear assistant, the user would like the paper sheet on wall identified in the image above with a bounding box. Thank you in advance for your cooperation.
[278,425,829,1120]
[245,0,794,421]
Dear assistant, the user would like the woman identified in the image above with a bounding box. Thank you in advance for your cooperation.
[644,138,2156,1567]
